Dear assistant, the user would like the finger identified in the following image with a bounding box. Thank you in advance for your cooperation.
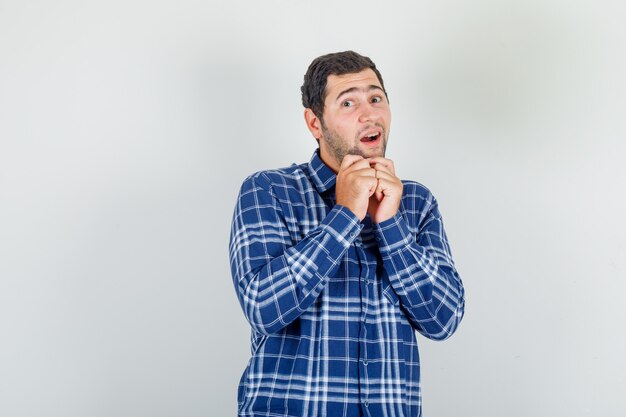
[375,180,390,197]
[376,178,402,196]
[340,158,372,175]
[369,181,377,196]
[371,162,393,176]
[368,156,390,165]
[355,176,378,195]
[374,184,384,200]
[369,157,395,175]
[347,159,374,173]
[339,154,365,171]
[374,169,396,181]
[352,167,377,177]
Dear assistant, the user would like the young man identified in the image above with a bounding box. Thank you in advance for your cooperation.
[229,51,465,417]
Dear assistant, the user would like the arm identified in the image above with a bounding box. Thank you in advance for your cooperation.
[229,173,362,335]
[374,192,465,340]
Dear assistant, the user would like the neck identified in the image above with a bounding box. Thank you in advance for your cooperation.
[318,148,340,174]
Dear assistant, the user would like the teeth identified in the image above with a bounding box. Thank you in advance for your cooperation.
[368,133,377,138]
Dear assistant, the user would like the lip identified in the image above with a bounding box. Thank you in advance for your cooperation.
[359,128,383,147]
[360,127,382,138]
[359,133,381,147]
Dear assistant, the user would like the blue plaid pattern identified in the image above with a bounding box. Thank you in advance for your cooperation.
[229,150,465,417]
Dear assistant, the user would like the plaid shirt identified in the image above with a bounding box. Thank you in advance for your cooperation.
[229,149,465,417]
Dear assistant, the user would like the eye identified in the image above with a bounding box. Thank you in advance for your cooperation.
[371,96,382,103]
[342,100,354,107]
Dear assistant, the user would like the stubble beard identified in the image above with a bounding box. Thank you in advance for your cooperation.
[320,121,388,167]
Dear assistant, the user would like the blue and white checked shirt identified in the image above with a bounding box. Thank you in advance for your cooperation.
[229,150,465,417]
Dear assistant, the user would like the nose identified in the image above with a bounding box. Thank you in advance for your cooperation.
[358,102,381,124]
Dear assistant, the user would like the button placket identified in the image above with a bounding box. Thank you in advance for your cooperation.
[354,231,374,415]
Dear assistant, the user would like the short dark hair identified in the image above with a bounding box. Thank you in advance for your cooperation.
[301,51,388,121]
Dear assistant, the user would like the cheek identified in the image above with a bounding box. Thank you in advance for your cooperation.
[332,117,357,138]
[381,111,391,129]
[343,124,360,140]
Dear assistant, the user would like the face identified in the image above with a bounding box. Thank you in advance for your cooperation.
[312,68,391,171]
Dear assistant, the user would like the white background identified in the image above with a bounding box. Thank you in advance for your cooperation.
[1,0,625,416]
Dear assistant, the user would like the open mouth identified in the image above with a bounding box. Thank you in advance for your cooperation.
[360,132,381,143]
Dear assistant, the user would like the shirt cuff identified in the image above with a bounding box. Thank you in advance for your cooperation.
[320,204,363,252]
[373,212,414,254]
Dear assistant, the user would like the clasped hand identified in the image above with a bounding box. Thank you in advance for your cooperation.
[335,155,403,223]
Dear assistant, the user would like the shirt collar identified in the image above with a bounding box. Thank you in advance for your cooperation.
[307,149,336,193]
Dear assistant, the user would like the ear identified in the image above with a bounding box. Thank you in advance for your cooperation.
[304,108,322,140]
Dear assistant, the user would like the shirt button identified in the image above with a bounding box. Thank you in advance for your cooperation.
[363,360,368,366]
[365,400,369,407]
[350,231,356,237]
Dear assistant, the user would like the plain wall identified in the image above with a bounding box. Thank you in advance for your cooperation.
[1,0,625,416]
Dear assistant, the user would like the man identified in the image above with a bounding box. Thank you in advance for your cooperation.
[229,51,465,417]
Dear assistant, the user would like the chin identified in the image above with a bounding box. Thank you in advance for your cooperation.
[363,147,385,158]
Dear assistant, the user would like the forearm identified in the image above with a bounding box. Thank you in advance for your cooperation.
[230,203,361,335]
[375,211,465,340]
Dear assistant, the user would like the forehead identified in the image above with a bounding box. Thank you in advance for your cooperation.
[324,69,382,100]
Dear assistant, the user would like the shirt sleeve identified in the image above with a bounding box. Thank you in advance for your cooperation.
[229,173,362,335]
[373,192,465,340]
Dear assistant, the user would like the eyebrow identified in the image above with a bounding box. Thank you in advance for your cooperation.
[335,85,385,102]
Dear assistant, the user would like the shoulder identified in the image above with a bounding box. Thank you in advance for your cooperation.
[238,162,309,196]
[401,179,436,205]
[400,179,440,227]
